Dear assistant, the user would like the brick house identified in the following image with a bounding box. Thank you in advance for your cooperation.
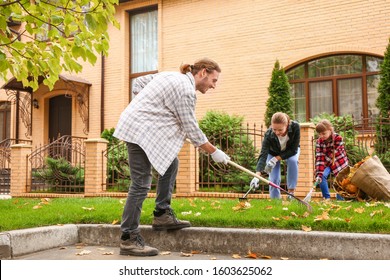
[1,0,389,197]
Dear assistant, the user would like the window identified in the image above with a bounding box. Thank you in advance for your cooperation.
[0,102,11,141]
[287,54,383,123]
[129,8,158,100]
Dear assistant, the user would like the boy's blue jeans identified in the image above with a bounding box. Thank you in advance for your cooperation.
[320,166,344,200]
[268,148,300,199]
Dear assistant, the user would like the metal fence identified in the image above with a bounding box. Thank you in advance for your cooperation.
[0,139,32,194]
[102,141,159,193]
[27,136,86,193]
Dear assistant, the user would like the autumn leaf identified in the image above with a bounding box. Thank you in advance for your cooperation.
[180,252,193,257]
[302,212,310,218]
[245,252,258,259]
[102,252,114,255]
[32,205,42,210]
[265,205,273,210]
[191,250,202,254]
[370,210,383,217]
[301,225,312,232]
[290,212,298,217]
[111,219,119,225]
[260,255,272,259]
[181,211,192,215]
[160,251,171,255]
[272,217,280,221]
[232,254,241,259]
[280,257,289,260]
[232,201,252,211]
[76,250,91,256]
[314,211,330,221]
[345,217,352,223]
[344,206,352,211]
[82,207,95,211]
[354,207,365,214]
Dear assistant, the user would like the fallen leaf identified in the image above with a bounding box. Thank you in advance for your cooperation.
[180,252,193,257]
[82,207,95,211]
[370,210,383,217]
[160,251,171,255]
[181,211,192,216]
[102,252,114,255]
[76,250,91,256]
[32,205,42,210]
[112,219,119,225]
[260,255,272,259]
[59,247,67,250]
[290,212,298,217]
[265,205,273,210]
[272,217,280,221]
[282,207,289,211]
[344,206,352,211]
[354,207,365,214]
[194,212,201,216]
[245,250,258,259]
[280,257,289,260]
[301,225,312,232]
[314,211,330,221]
[302,212,310,218]
[232,254,241,259]
[281,216,290,220]
[191,250,202,254]
[232,201,252,211]
[344,217,352,223]
[210,257,217,260]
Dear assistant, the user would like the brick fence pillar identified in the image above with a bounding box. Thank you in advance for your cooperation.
[176,141,197,196]
[84,138,108,196]
[296,123,316,198]
[10,144,32,196]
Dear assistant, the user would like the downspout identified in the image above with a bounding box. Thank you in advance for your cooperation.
[100,53,105,133]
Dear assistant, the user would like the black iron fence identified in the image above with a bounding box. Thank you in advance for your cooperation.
[27,136,86,193]
[0,139,32,194]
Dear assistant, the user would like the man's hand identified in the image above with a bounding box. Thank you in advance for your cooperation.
[211,149,230,164]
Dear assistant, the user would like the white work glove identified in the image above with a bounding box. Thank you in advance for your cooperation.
[315,176,322,185]
[250,177,259,190]
[211,149,230,164]
[264,157,278,174]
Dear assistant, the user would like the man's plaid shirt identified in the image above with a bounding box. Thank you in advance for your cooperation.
[113,72,208,175]
[315,133,349,179]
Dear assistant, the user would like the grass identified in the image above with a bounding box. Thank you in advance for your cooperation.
[0,197,389,234]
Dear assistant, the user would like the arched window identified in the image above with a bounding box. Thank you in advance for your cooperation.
[0,102,11,141]
[286,54,383,123]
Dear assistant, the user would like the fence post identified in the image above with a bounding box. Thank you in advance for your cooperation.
[296,123,316,198]
[10,144,32,196]
[84,138,108,196]
[176,140,197,196]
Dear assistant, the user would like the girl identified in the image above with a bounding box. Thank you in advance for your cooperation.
[251,112,300,199]
[315,119,348,199]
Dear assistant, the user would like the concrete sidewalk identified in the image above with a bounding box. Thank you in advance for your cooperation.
[1,224,390,260]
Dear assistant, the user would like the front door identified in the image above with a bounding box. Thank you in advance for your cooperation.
[49,95,72,141]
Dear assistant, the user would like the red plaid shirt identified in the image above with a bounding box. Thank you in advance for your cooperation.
[315,133,348,179]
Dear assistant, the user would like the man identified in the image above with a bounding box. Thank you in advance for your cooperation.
[113,58,230,256]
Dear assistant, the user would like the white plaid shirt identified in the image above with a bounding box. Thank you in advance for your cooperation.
[113,72,208,175]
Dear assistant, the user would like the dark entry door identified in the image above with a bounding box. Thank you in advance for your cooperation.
[49,95,72,141]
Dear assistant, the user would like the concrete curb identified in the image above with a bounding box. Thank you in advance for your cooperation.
[1,224,390,260]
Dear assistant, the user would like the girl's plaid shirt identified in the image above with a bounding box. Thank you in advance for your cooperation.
[315,133,348,179]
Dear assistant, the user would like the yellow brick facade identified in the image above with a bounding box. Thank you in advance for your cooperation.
[1,0,390,198]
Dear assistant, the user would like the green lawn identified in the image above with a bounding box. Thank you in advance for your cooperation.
[0,197,389,234]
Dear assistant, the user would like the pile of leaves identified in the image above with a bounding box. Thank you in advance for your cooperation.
[333,156,371,201]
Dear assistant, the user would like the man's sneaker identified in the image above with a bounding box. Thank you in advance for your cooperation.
[119,233,159,256]
[152,208,191,231]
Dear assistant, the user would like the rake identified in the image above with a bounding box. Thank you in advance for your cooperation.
[228,160,313,212]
